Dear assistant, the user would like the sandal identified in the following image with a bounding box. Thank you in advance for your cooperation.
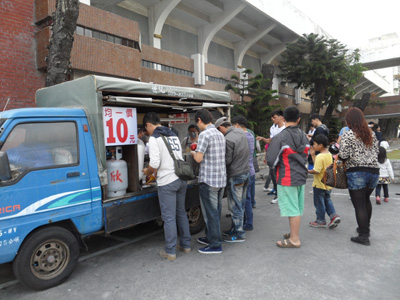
[283,233,290,239]
[277,239,301,248]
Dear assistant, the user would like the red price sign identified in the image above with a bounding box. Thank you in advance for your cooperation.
[103,107,137,146]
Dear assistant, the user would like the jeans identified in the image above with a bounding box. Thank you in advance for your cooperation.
[375,184,389,198]
[157,178,191,254]
[226,173,249,238]
[347,172,379,190]
[244,174,255,226]
[199,183,224,248]
[313,187,337,223]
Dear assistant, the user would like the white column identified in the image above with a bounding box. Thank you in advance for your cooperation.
[148,0,181,49]
[234,22,277,67]
[192,54,206,86]
[197,0,245,62]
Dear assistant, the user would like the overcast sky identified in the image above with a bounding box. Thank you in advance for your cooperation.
[288,0,400,48]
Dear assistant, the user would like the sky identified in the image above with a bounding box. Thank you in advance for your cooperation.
[288,0,400,49]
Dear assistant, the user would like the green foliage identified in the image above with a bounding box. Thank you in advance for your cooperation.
[279,33,365,117]
[225,69,279,137]
[327,117,342,142]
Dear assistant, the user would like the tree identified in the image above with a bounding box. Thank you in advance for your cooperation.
[322,48,365,124]
[279,33,364,118]
[225,69,258,105]
[45,0,80,87]
[225,69,278,137]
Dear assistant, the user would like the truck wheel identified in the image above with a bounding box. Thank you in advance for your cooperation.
[187,206,205,234]
[13,226,79,290]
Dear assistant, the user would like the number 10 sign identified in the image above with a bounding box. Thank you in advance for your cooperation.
[103,107,138,146]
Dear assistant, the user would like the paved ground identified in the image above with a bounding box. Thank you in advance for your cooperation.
[1,169,400,300]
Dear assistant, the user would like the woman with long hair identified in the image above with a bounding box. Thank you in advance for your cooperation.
[338,107,379,246]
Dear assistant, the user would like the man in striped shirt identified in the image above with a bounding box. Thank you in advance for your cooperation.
[192,109,227,254]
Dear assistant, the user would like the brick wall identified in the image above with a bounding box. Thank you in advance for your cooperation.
[37,28,142,79]
[0,0,45,109]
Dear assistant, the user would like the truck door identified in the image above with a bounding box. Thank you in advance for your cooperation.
[0,120,92,262]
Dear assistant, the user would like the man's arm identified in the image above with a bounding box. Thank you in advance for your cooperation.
[266,136,280,168]
[192,151,204,163]
[225,140,234,166]
[256,136,271,144]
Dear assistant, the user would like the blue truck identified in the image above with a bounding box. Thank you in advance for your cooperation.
[0,76,231,290]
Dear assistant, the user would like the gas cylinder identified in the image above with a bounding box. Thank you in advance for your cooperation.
[106,156,128,198]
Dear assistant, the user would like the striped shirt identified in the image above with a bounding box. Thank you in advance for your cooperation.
[196,124,227,188]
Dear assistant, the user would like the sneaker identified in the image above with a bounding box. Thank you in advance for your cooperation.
[160,249,176,261]
[176,245,191,253]
[243,224,253,231]
[223,235,245,243]
[384,197,389,203]
[271,197,278,204]
[267,189,277,195]
[328,215,341,229]
[309,221,326,228]
[350,236,370,246]
[197,237,209,245]
[263,187,272,192]
[356,227,370,237]
[376,196,381,205]
[222,229,234,237]
[198,246,222,254]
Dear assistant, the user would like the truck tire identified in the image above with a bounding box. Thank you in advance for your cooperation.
[13,226,79,290]
[187,206,205,234]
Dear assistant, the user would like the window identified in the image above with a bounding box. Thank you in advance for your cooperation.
[1,122,78,179]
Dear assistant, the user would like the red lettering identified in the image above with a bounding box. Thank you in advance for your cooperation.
[104,108,112,117]
[106,118,116,144]
[0,205,21,214]
[116,119,128,143]
[110,170,123,183]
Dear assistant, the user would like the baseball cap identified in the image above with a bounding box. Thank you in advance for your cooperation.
[215,116,231,128]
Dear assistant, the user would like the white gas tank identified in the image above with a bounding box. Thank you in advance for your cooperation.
[106,158,128,197]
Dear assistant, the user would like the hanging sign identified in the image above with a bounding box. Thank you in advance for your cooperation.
[103,107,137,146]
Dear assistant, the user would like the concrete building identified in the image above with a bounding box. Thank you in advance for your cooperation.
[0,0,392,128]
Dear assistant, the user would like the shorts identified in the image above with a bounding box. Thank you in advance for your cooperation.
[277,185,305,217]
[347,171,379,190]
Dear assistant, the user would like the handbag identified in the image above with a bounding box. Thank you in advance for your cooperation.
[321,156,347,189]
[253,158,260,173]
[160,134,196,181]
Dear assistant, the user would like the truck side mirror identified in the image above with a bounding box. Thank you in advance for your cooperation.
[0,151,11,181]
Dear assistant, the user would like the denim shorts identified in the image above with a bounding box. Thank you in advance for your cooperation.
[347,172,379,190]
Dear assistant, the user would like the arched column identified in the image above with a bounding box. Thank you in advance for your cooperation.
[148,0,181,49]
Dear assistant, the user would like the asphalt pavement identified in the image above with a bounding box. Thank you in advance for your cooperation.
[1,168,400,300]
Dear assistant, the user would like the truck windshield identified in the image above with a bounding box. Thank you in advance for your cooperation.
[1,122,78,178]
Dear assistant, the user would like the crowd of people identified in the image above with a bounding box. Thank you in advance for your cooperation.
[142,106,394,260]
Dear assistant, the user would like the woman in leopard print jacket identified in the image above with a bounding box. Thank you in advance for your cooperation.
[338,107,379,246]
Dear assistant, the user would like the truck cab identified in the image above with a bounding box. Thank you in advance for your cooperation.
[0,76,231,290]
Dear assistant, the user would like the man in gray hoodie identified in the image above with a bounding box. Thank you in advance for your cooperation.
[266,107,310,248]
[215,117,250,243]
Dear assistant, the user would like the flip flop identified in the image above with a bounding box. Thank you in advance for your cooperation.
[277,239,301,248]
[283,233,290,239]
